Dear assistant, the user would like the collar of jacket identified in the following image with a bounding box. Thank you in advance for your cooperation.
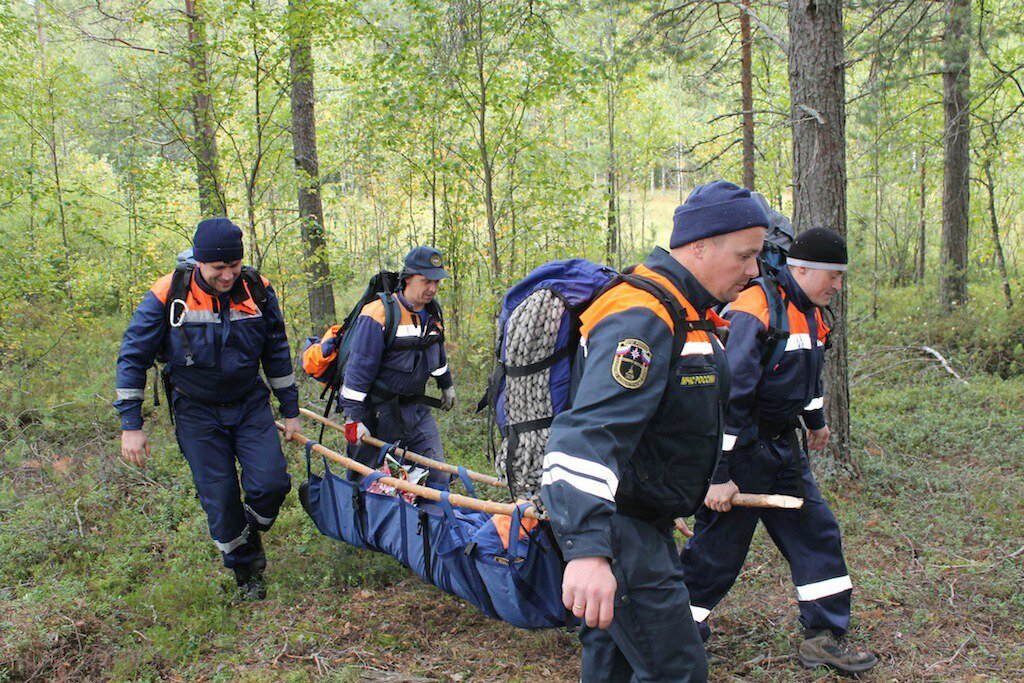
[778,265,816,313]
[396,290,423,315]
[643,247,720,315]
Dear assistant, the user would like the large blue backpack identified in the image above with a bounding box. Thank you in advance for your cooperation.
[477,259,688,509]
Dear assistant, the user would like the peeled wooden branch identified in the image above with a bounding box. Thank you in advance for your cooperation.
[278,422,545,520]
[292,409,804,512]
[298,407,506,488]
[920,346,969,384]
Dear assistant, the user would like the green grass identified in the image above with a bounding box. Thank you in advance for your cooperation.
[2,279,1023,680]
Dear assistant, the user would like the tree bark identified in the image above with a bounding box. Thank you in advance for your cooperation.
[788,0,851,474]
[606,82,619,267]
[740,0,755,190]
[917,141,927,282]
[473,0,501,279]
[288,0,336,332]
[939,0,971,310]
[184,0,226,218]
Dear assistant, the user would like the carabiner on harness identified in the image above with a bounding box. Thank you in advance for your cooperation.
[169,299,189,328]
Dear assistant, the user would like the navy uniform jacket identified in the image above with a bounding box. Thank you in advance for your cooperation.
[339,292,452,423]
[715,265,828,483]
[114,269,299,430]
[540,248,730,561]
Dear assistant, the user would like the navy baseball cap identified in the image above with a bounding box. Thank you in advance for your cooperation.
[402,246,450,280]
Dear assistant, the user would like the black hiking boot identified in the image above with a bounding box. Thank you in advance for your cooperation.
[298,480,312,516]
[799,629,878,675]
[233,564,267,601]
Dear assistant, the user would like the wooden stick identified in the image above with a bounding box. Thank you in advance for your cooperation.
[298,407,507,488]
[732,493,803,509]
[278,422,545,520]
[294,410,804,511]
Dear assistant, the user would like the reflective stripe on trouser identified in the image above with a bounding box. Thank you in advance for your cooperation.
[347,400,449,491]
[680,437,852,635]
[173,387,291,569]
[580,514,708,683]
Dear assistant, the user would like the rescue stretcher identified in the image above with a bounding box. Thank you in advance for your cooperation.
[281,408,803,631]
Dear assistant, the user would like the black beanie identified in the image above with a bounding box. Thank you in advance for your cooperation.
[788,227,847,271]
[193,218,244,263]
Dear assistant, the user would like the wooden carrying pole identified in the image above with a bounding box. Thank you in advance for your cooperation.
[291,409,804,512]
[299,407,506,488]
[278,422,545,520]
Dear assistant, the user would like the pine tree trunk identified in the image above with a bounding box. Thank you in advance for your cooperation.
[939,0,971,310]
[788,0,852,476]
[184,0,225,218]
[288,0,336,332]
[740,0,755,190]
[983,159,1012,309]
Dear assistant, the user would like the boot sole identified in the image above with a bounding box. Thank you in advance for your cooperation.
[800,655,878,675]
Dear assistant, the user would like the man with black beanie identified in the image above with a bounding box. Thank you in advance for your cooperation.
[680,226,878,674]
[115,217,301,601]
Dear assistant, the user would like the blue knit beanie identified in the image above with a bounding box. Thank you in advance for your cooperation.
[193,218,244,263]
[670,180,770,248]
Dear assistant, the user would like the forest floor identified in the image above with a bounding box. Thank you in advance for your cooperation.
[2,298,1023,681]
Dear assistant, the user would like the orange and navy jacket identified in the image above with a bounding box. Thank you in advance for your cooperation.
[338,291,451,423]
[114,268,298,430]
[716,265,828,482]
[540,247,729,561]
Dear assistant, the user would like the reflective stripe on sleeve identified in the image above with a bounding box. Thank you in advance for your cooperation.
[796,575,852,601]
[541,451,618,502]
[116,388,145,401]
[804,396,824,411]
[268,372,295,389]
[722,433,738,451]
[430,364,449,377]
[341,385,367,402]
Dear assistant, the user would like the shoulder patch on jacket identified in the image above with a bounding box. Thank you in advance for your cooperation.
[611,338,651,389]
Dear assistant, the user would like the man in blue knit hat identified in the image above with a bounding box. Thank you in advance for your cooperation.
[115,217,301,601]
[541,180,766,681]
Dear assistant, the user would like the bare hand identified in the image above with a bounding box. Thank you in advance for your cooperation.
[121,430,150,468]
[562,556,617,630]
[807,426,831,451]
[283,416,301,441]
[704,480,740,513]
[674,517,694,537]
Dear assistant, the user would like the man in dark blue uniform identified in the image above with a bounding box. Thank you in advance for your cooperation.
[115,218,300,600]
[680,227,877,674]
[339,246,454,489]
[541,181,768,681]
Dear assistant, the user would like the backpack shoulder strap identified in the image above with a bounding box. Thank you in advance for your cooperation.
[166,262,194,326]
[754,274,790,371]
[240,265,269,313]
[379,292,401,347]
[619,270,712,359]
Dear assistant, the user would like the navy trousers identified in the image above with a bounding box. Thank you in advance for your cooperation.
[680,437,852,638]
[580,514,708,683]
[173,386,291,569]
[349,400,449,491]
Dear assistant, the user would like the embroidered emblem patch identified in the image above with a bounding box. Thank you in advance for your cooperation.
[612,339,652,389]
[430,254,443,267]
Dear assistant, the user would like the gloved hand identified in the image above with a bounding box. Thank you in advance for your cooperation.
[345,420,370,445]
[441,385,456,411]
[319,334,339,358]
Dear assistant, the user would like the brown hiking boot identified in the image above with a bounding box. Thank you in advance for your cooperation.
[799,629,878,675]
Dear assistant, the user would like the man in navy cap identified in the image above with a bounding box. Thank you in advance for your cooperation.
[115,218,300,601]
[681,226,877,674]
[339,246,455,489]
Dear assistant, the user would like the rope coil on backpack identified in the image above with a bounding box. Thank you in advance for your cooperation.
[495,288,565,513]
